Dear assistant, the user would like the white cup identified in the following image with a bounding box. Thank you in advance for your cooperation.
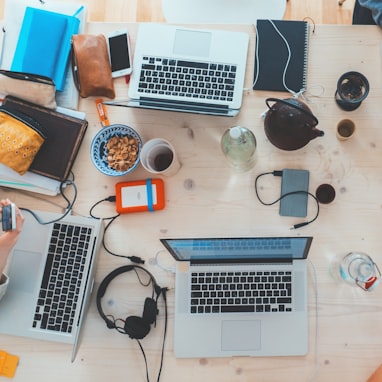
[140,138,181,176]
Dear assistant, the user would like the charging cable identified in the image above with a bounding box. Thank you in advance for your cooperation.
[20,172,78,225]
[89,196,144,264]
[255,171,320,229]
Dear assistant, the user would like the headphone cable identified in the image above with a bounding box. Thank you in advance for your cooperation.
[157,288,168,382]
[135,287,168,382]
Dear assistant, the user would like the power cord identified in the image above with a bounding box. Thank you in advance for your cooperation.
[254,171,320,229]
[20,172,78,225]
[89,196,144,264]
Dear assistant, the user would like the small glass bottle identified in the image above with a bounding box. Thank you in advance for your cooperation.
[221,126,257,172]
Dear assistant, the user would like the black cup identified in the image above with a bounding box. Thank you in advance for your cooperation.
[315,184,336,204]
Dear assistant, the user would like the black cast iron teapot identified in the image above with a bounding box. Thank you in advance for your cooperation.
[264,97,324,151]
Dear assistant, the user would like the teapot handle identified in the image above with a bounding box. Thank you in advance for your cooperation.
[265,98,319,127]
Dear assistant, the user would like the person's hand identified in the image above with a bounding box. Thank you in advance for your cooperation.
[0,199,24,234]
[0,199,24,276]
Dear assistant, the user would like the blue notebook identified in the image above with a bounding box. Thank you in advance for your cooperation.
[11,7,80,92]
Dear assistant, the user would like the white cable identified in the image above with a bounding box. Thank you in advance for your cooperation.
[252,20,304,97]
[149,250,176,274]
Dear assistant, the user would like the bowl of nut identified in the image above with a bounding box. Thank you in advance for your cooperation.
[90,124,142,176]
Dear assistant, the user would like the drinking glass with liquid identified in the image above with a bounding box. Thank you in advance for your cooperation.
[221,126,257,172]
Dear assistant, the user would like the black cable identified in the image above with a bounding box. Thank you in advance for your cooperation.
[254,170,320,229]
[104,273,168,382]
[130,272,168,382]
[136,339,150,382]
[20,173,78,225]
[156,288,168,382]
[89,196,144,264]
[133,289,167,382]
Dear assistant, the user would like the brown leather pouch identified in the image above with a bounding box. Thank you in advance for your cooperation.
[71,34,115,99]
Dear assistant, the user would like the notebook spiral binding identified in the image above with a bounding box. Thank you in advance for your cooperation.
[302,22,310,92]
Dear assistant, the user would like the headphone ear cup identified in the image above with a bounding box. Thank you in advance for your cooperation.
[142,297,158,325]
[124,316,150,340]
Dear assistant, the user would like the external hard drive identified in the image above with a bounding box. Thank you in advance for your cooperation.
[279,169,309,217]
[115,178,165,213]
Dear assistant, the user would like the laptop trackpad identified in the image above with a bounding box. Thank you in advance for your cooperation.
[174,29,211,57]
[221,320,261,351]
[8,250,43,293]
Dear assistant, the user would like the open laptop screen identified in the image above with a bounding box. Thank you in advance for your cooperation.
[160,237,313,262]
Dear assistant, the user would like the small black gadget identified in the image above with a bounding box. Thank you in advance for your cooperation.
[2,203,16,231]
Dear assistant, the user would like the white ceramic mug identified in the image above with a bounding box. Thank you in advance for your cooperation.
[140,138,181,176]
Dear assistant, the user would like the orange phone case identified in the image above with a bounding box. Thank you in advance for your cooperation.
[115,178,165,213]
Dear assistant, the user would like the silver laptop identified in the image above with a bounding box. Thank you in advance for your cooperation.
[127,23,249,116]
[160,236,313,358]
[0,210,103,361]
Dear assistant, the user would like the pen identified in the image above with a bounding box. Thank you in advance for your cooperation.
[102,99,131,107]
[0,26,5,68]
[72,5,85,18]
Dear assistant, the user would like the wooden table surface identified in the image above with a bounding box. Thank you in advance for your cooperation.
[2,22,382,382]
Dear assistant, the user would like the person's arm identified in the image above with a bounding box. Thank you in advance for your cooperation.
[0,199,24,301]
[358,0,382,25]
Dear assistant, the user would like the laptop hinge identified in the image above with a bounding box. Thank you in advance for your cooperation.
[190,258,294,266]
[128,97,239,117]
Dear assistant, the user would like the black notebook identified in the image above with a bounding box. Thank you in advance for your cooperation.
[253,19,310,93]
[2,96,88,181]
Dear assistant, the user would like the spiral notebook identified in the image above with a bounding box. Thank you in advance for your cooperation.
[253,19,310,93]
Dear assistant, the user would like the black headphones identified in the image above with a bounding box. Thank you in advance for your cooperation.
[96,265,165,340]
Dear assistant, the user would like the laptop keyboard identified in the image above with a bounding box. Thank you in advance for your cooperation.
[190,270,292,314]
[138,56,237,102]
[32,222,93,333]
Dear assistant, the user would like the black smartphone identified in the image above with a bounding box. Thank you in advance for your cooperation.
[2,203,16,231]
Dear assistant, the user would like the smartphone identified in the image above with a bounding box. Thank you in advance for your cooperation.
[107,30,132,78]
[2,203,16,231]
